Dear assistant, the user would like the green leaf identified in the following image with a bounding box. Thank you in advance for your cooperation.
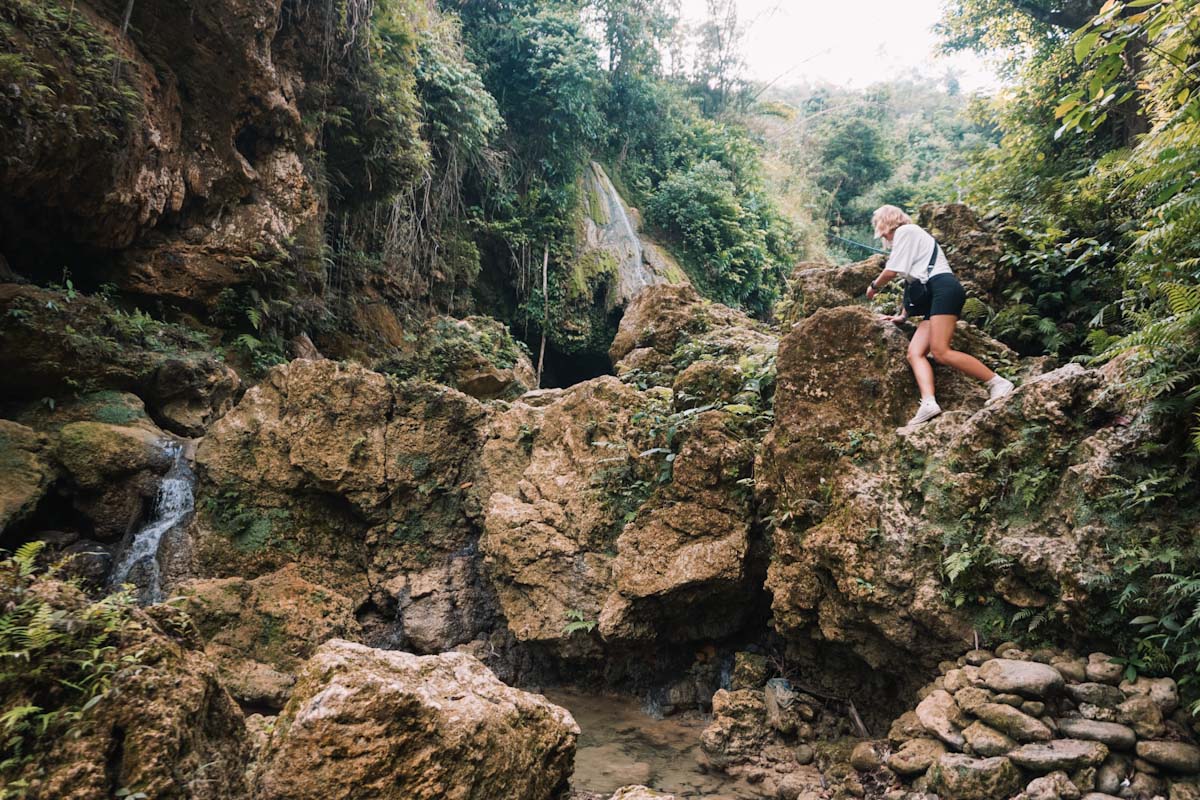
[1075,31,1101,64]
[1054,97,1081,119]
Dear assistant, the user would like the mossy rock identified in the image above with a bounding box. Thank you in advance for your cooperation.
[54,421,171,488]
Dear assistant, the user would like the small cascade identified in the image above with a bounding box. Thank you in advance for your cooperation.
[109,441,195,603]
[583,162,687,308]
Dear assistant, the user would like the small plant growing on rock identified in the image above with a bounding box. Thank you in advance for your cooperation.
[562,609,598,636]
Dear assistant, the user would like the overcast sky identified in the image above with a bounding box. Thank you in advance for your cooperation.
[677,0,1001,92]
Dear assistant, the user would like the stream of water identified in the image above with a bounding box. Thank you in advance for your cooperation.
[109,441,194,603]
[547,689,767,799]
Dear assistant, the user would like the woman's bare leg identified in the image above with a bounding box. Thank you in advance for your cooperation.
[906,321,936,398]
[929,315,995,381]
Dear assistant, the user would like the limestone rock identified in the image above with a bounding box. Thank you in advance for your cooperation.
[965,649,995,666]
[7,581,248,797]
[1053,658,1089,684]
[55,421,170,490]
[918,203,1010,302]
[610,787,678,800]
[1136,742,1200,774]
[600,410,759,642]
[0,420,53,533]
[928,754,1023,800]
[179,565,361,707]
[963,720,1018,757]
[0,285,238,435]
[1120,677,1180,714]
[775,256,881,324]
[255,640,578,800]
[974,703,1054,743]
[377,315,535,400]
[957,687,996,715]
[1056,719,1137,751]
[1067,684,1126,709]
[478,378,651,645]
[1095,756,1131,795]
[776,769,827,800]
[1170,780,1200,800]
[1118,695,1166,739]
[1086,654,1124,686]
[917,690,969,750]
[890,711,928,745]
[979,659,1064,698]
[851,741,884,771]
[1009,740,1110,772]
[195,359,487,616]
[699,689,771,770]
[1024,771,1082,800]
[888,738,948,775]
[1023,701,1047,717]
[732,652,769,690]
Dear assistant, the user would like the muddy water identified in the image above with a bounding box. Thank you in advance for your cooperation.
[546,689,767,799]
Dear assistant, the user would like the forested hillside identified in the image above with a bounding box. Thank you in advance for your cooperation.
[1,0,1199,798]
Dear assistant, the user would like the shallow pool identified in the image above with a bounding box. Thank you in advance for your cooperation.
[546,689,768,799]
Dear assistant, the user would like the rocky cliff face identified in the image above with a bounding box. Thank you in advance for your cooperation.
[1,2,1193,787]
[1,0,323,300]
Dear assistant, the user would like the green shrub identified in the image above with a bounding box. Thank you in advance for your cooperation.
[645,160,791,315]
[0,543,143,790]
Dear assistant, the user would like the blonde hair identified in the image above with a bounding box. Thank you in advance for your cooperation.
[872,205,913,239]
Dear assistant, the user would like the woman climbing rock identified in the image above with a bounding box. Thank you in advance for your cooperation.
[865,205,1014,426]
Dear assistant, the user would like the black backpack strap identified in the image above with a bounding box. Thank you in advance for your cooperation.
[924,240,939,281]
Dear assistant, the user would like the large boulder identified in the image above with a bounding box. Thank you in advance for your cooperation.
[609,284,775,395]
[2,392,181,545]
[918,203,1010,304]
[376,315,536,400]
[477,378,656,647]
[254,640,578,800]
[189,358,501,660]
[478,371,763,651]
[179,565,361,707]
[193,359,488,620]
[775,256,882,324]
[757,300,1165,674]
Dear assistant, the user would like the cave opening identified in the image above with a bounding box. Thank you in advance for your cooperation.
[535,340,616,389]
[0,205,120,290]
[235,123,266,168]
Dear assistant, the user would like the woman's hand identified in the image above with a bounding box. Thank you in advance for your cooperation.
[866,284,878,300]
[880,313,907,324]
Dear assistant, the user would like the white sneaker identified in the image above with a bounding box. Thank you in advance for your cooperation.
[986,376,1015,404]
[907,399,942,426]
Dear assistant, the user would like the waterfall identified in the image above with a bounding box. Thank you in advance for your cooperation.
[109,441,195,603]
[583,162,686,308]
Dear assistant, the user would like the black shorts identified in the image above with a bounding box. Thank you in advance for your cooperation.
[906,273,966,318]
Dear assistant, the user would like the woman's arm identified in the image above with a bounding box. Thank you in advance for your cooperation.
[865,269,899,300]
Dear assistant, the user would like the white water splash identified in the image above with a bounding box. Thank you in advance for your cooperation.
[110,441,194,603]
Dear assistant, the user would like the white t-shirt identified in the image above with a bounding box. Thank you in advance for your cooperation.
[885,224,952,283]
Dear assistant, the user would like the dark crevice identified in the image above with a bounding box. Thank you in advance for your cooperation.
[536,344,615,389]
[234,123,266,168]
[104,725,127,794]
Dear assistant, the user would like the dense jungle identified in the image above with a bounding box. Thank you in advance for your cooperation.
[1,0,1199,798]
